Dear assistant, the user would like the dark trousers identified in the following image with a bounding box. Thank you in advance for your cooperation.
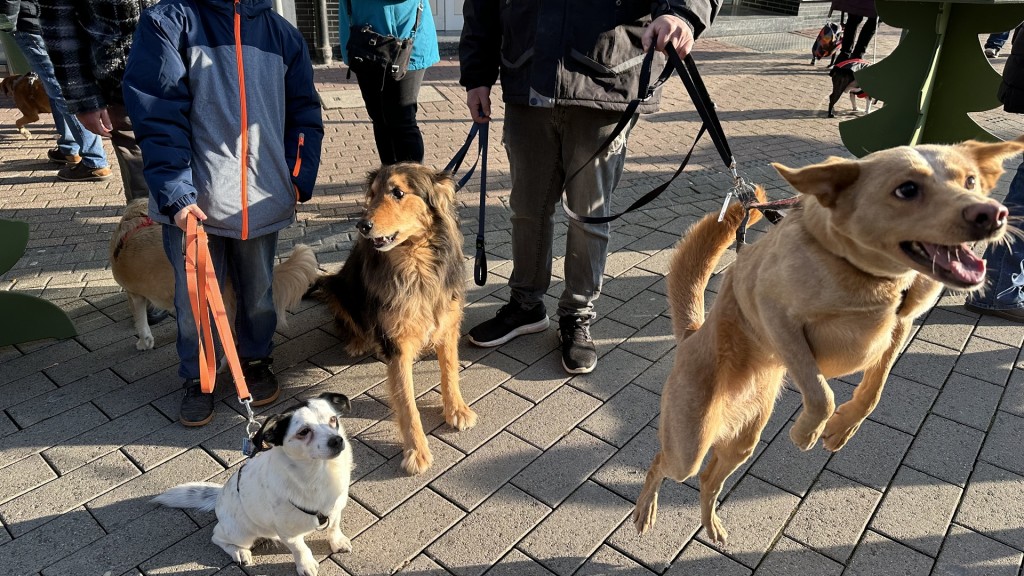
[107,103,151,203]
[354,67,426,165]
[840,14,878,61]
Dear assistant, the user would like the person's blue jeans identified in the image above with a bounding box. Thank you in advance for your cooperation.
[986,31,1011,50]
[12,31,108,170]
[503,104,636,321]
[966,160,1024,312]
[162,224,278,380]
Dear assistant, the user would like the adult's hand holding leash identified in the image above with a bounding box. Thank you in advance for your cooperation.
[174,204,208,231]
[643,14,695,59]
[467,86,491,123]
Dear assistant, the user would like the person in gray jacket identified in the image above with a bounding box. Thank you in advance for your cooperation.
[459,0,719,375]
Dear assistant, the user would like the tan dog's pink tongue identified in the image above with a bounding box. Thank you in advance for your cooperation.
[925,242,986,284]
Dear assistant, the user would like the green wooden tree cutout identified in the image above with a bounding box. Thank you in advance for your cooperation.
[840,0,1024,157]
[0,220,76,347]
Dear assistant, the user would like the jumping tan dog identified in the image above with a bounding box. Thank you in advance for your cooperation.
[633,137,1024,544]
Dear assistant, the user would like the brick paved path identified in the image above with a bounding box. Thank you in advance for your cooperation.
[2,27,1024,576]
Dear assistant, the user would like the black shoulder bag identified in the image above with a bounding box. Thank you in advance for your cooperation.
[344,0,422,82]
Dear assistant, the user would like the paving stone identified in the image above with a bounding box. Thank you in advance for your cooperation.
[579,384,660,448]
[1002,367,1024,418]
[0,454,56,505]
[576,544,656,576]
[138,523,229,575]
[512,428,616,508]
[826,419,912,492]
[0,372,57,412]
[355,390,446,459]
[916,307,974,352]
[427,485,549,576]
[122,404,247,471]
[334,489,463,576]
[866,375,938,434]
[394,554,450,575]
[784,470,881,564]
[617,315,675,362]
[455,351,526,405]
[87,447,225,533]
[0,450,140,537]
[955,462,1024,551]
[591,425,660,502]
[339,393,392,437]
[606,481,702,573]
[973,314,1024,348]
[518,481,632,576]
[348,437,388,483]
[606,289,670,332]
[904,414,985,487]
[41,507,197,576]
[431,431,540,511]
[41,404,170,474]
[979,410,1024,476]
[749,421,832,497]
[482,549,555,576]
[707,475,801,568]
[845,530,934,576]
[954,335,1018,386]
[869,466,961,557]
[437,386,533,454]
[930,372,1002,431]
[92,364,186,420]
[507,385,602,450]
[500,351,572,404]
[0,338,89,385]
[665,540,751,576]
[0,403,109,470]
[753,536,843,576]
[684,441,767,496]
[932,524,1023,576]
[349,437,463,516]
[631,351,672,395]
[569,348,652,401]
[890,339,959,388]
[307,357,387,399]
[0,507,104,576]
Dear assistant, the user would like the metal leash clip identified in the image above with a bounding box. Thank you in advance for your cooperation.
[718,163,756,222]
[240,397,261,457]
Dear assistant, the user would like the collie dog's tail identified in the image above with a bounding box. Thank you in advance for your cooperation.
[152,482,221,512]
[272,244,319,329]
[667,186,767,339]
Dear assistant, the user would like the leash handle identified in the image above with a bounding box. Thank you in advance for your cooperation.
[183,214,251,401]
[445,118,489,286]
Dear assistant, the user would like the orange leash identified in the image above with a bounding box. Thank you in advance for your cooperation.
[183,214,251,402]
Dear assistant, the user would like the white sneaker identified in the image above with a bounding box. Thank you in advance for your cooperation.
[985,47,1000,58]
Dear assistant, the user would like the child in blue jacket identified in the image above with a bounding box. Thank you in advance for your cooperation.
[123,0,324,426]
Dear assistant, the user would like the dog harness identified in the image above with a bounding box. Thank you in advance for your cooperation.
[234,460,330,530]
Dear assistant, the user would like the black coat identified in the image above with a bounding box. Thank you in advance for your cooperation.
[459,0,719,113]
[1000,27,1024,113]
[830,0,876,18]
[1,0,41,35]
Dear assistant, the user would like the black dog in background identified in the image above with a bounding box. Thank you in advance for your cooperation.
[828,59,874,118]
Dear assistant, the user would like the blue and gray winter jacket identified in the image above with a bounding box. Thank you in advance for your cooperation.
[123,0,323,240]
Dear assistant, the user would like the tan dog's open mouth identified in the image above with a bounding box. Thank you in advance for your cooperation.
[901,241,986,288]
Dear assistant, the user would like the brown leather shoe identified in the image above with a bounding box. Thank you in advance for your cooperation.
[58,163,113,182]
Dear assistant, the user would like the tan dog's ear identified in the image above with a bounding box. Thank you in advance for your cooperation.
[771,158,860,208]
[428,169,456,215]
[956,137,1024,192]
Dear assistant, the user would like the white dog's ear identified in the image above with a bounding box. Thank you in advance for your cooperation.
[316,392,352,413]
[252,413,289,449]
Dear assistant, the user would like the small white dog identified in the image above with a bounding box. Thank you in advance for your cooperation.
[153,393,353,576]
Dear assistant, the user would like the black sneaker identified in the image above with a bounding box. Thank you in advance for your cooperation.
[559,315,597,374]
[243,358,281,407]
[180,378,215,427]
[57,162,113,182]
[147,307,170,325]
[47,147,81,165]
[985,47,1000,58]
[467,300,549,347]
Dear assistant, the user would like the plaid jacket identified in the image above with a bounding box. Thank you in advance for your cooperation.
[38,0,157,114]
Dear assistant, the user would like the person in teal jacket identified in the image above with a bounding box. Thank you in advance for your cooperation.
[339,0,439,165]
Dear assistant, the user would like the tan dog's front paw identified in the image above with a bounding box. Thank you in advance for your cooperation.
[445,404,477,431]
[18,127,30,139]
[401,446,433,475]
[702,511,729,547]
[789,415,827,451]
[822,408,863,452]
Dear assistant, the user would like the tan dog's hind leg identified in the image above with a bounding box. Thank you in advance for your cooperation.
[388,349,433,475]
[437,323,476,431]
[126,292,155,350]
[633,451,667,534]
[822,276,940,451]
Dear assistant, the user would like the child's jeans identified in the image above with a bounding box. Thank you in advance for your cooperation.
[966,161,1024,312]
[162,224,278,380]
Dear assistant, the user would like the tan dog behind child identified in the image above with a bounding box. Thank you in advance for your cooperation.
[110,198,319,350]
[313,162,477,476]
[0,72,50,138]
[633,137,1024,544]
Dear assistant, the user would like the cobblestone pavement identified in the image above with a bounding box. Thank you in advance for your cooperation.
[3,26,1024,576]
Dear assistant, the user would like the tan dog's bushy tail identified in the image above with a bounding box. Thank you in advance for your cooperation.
[272,244,319,329]
[667,187,768,339]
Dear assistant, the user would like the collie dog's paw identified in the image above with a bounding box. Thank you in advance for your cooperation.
[445,404,478,431]
[401,447,433,475]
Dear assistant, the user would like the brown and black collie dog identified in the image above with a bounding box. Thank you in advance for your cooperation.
[314,162,477,475]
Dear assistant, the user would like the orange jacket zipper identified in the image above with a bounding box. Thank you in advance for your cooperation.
[292,133,305,177]
[234,0,250,239]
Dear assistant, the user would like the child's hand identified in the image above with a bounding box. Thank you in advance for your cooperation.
[174,204,207,231]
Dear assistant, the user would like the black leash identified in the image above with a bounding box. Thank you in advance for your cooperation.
[561,44,756,226]
[444,120,488,286]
